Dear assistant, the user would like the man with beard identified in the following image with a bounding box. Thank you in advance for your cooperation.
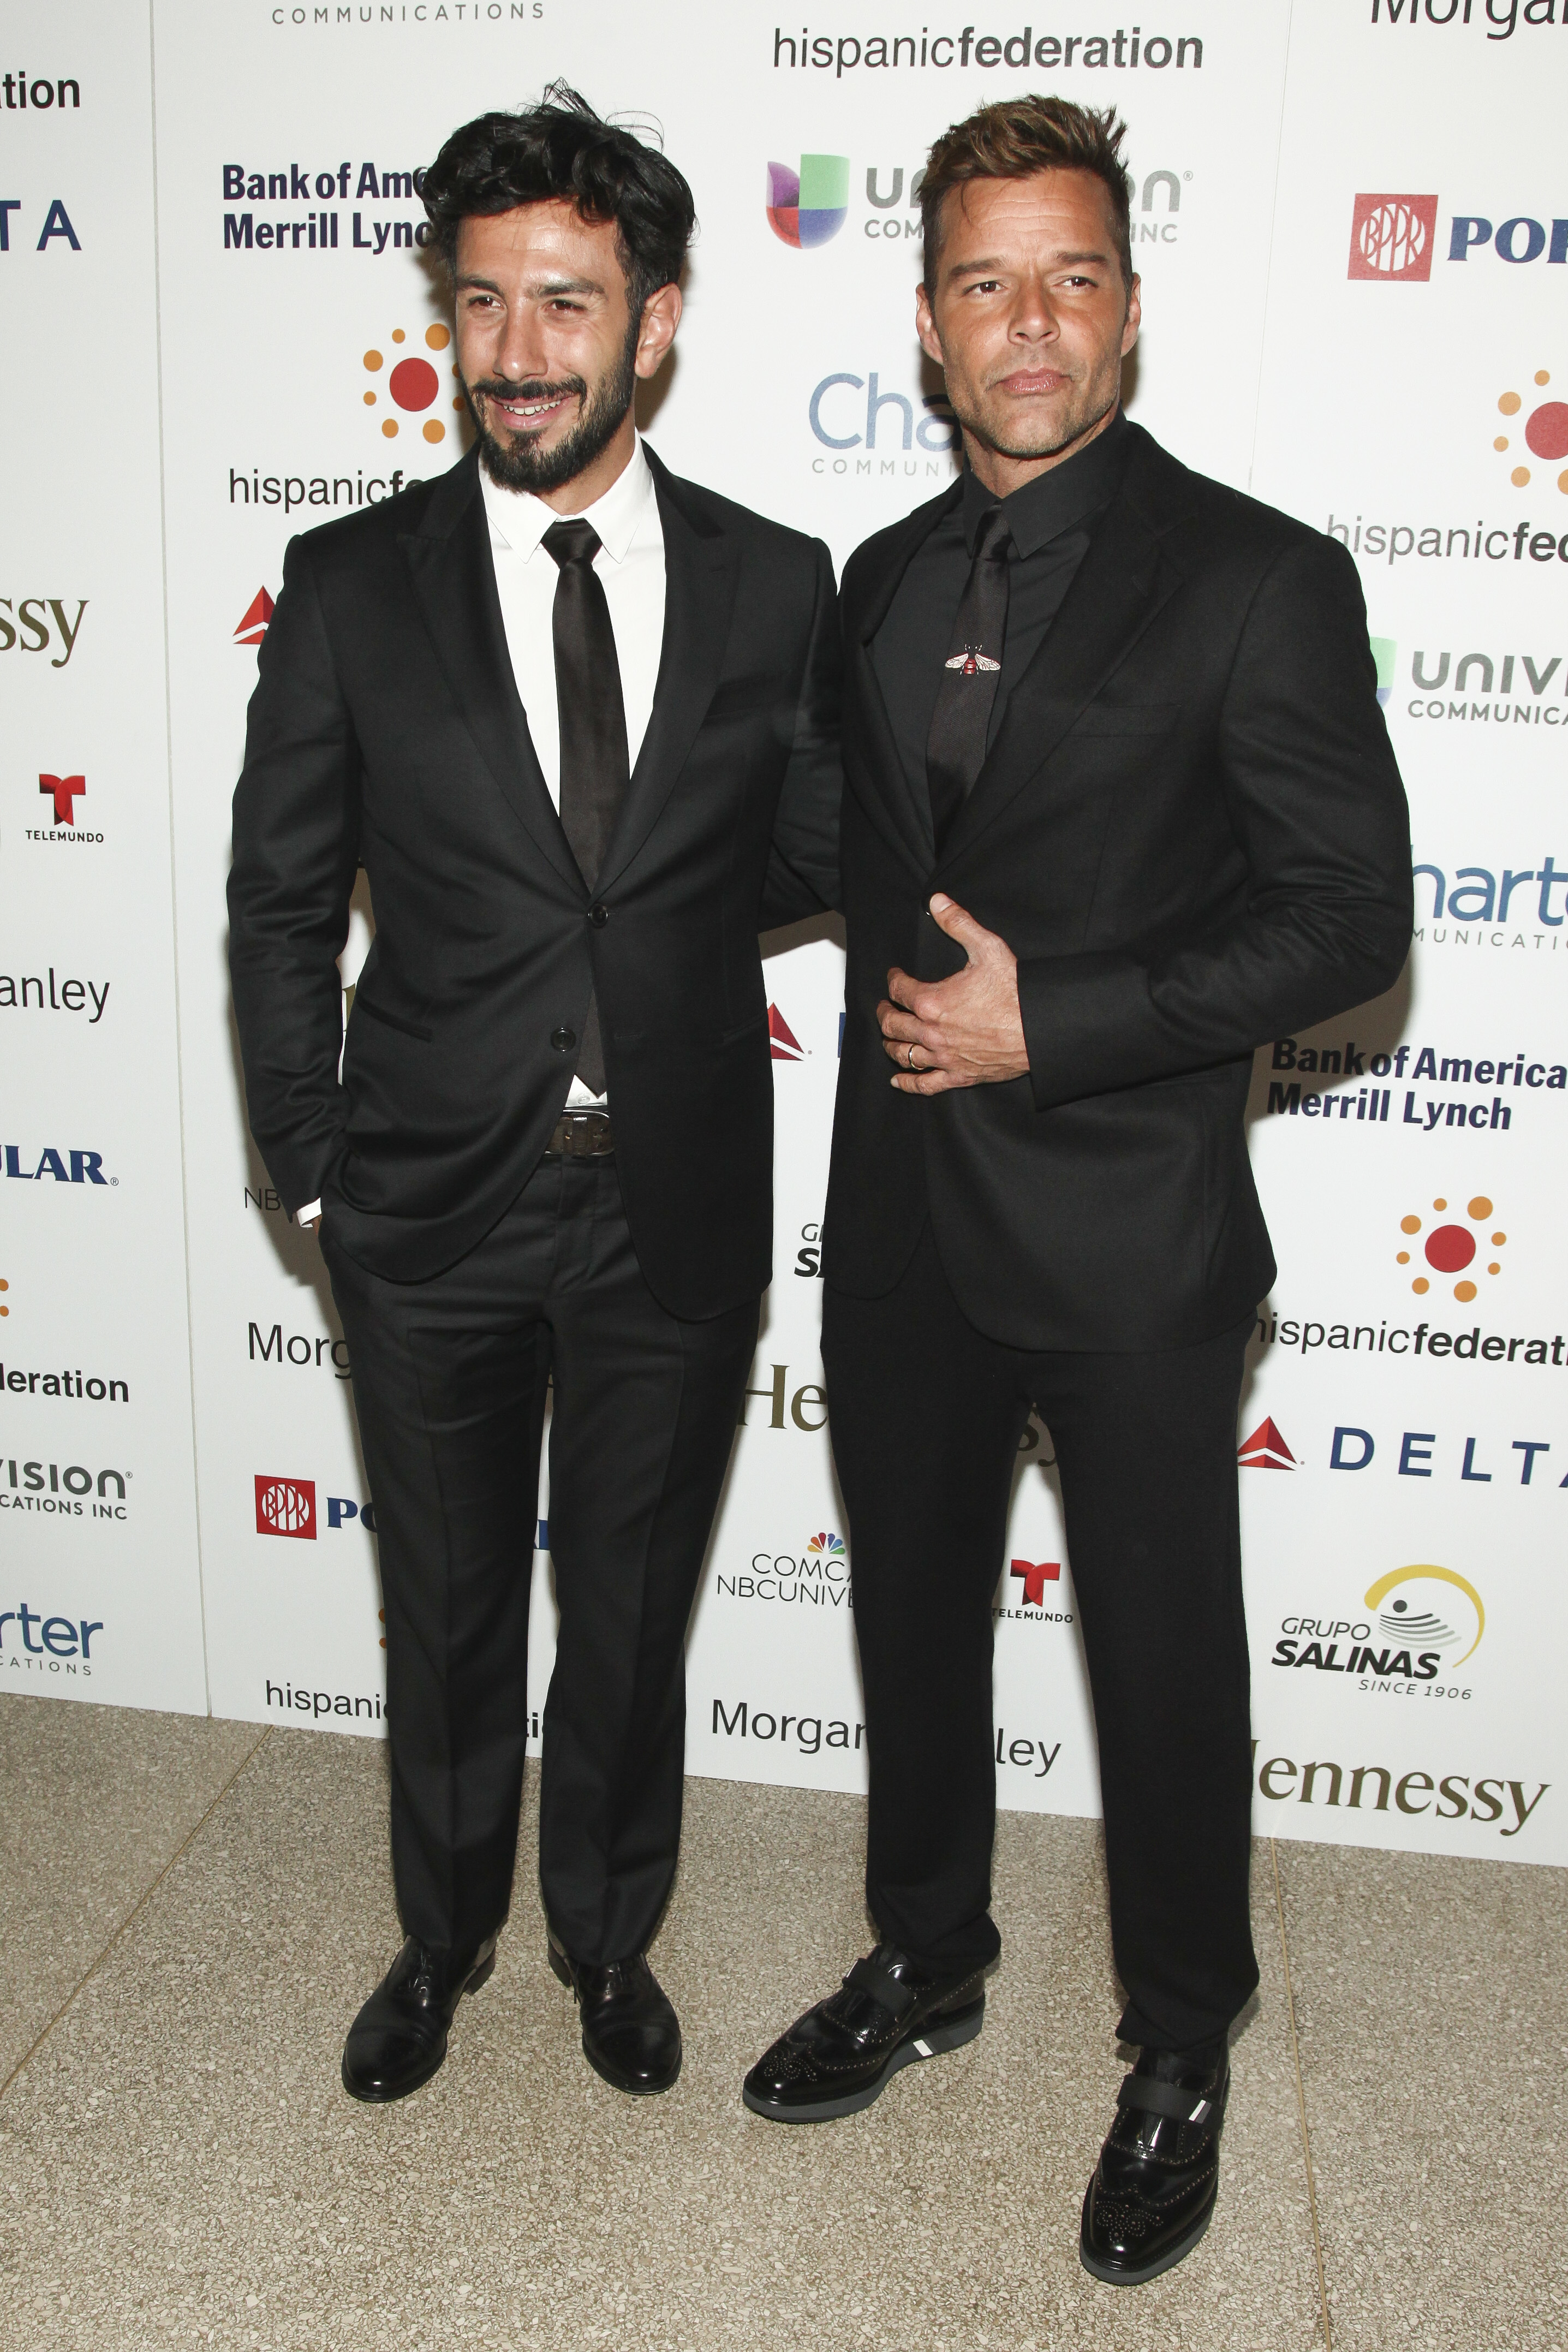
[742,97,1409,2285]
[229,87,839,2105]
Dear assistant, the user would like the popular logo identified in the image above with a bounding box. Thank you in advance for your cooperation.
[1348,194,1438,283]
[1010,1558,1060,1605]
[1238,1418,1296,1472]
[234,588,273,647]
[38,775,85,824]
[1395,1194,1506,1303]
[360,324,456,443]
[1365,1564,1484,1668]
[255,1474,317,1539]
[768,1004,806,1061]
[1493,369,1568,493]
[766,154,850,249]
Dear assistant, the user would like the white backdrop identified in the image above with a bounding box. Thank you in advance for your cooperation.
[4,0,1563,1867]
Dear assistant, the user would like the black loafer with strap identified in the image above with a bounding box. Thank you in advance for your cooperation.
[742,1942,987,2123]
[1080,2046,1229,2284]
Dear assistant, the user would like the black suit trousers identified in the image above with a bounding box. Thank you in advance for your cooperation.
[322,1159,758,1964]
[822,1225,1259,2052]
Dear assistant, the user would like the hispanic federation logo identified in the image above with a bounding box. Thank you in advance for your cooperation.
[1347,194,1438,283]
[1493,368,1568,492]
[766,155,850,249]
[1395,1194,1506,1303]
[360,323,457,443]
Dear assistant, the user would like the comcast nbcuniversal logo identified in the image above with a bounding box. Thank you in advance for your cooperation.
[765,154,850,248]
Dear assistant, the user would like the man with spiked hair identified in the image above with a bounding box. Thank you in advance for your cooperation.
[744,95,1409,2285]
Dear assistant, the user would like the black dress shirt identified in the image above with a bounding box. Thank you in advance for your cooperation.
[871,408,1132,824]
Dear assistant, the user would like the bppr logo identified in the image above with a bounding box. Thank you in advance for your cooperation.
[255,1475,315,1539]
[1349,194,1439,282]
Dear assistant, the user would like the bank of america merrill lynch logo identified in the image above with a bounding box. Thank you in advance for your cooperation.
[766,154,850,248]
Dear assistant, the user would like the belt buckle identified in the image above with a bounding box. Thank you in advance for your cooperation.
[563,1110,611,1159]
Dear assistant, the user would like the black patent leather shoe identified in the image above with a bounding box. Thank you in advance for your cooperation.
[548,1937,682,2095]
[341,1933,497,2104]
[742,1942,987,2123]
[1080,2046,1229,2284]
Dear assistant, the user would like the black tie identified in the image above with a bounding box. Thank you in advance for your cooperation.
[925,507,1011,847]
[542,517,630,1096]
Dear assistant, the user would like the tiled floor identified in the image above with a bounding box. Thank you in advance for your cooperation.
[0,1694,1561,2351]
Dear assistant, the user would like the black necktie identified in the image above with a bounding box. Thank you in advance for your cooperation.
[542,517,630,1096]
[925,507,1011,847]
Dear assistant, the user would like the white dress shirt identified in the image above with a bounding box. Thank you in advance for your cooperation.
[299,438,666,1225]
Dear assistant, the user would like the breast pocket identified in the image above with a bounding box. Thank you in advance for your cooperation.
[1070,700,1179,739]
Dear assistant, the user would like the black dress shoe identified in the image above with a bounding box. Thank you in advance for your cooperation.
[341,1933,497,2104]
[742,1942,987,2123]
[1080,2046,1230,2284]
[548,1937,682,2094]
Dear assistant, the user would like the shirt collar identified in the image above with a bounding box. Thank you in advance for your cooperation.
[961,407,1131,558]
[480,433,654,565]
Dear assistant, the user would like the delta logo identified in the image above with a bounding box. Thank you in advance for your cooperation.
[1271,1563,1485,1695]
[768,1004,807,1060]
[254,1475,377,1539]
[234,588,273,647]
[359,321,460,445]
[1492,368,1568,495]
[1238,1417,1296,1471]
[766,154,850,248]
[1395,1193,1506,1304]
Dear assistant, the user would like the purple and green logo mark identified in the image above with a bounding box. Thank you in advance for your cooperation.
[766,154,850,249]
[1369,636,1396,708]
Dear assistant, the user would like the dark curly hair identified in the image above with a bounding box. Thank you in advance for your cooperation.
[421,83,695,311]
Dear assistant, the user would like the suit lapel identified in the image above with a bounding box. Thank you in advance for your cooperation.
[398,449,583,894]
[848,483,963,881]
[939,435,1196,871]
[593,449,740,894]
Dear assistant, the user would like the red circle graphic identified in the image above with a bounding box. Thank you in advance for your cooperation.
[389,357,440,413]
[1424,1224,1476,1273]
[1524,402,1568,460]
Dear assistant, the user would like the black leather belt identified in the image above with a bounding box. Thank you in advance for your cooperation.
[542,1109,615,1161]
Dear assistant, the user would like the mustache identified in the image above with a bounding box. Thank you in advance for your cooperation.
[469,374,587,408]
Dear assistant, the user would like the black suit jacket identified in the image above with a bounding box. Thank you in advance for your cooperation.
[229,444,840,1313]
[823,423,1411,1351]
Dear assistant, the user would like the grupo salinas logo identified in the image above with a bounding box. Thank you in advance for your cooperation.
[766,154,850,248]
[254,1474,376,1539]
[1269,1564,1485,1700]
[1492,367,1568,496]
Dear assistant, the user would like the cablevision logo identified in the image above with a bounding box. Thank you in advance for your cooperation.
[1268,1564,1486,1702]
[766,154,849,248]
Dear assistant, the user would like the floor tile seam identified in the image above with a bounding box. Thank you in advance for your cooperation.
[1270,1833,1332,2351]
[0,1725,273,2106]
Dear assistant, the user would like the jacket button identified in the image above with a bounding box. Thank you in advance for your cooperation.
[550,1027,576,1055]
[588,901,610,928]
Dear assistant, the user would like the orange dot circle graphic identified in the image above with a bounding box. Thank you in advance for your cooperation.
[426,324,450,350]
[1454,1281,1477,1303]
[1400,1214,1422,1234]
[1488,1262,1501,1276]
[1537,370,1552,385]
[381,418,398,438]
[363,391,376,406]
[1469,1196,1492,1219]
[1412,1277,1429,1295]
[1499,391,1522,414]
[1495,437,1510,451]
[1396,1251,1410,1265]
[1492,1231,1506,1245]
[423,419,445,443]
[1433,1199,1447,1212]
[362,349,383,373]
[392,328,406,343]
[1512,466,1531,486]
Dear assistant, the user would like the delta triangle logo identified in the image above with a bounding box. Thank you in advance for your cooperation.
[768,1004,807,1061]
[234,587,275,648]
[1238,1416,1296,1471]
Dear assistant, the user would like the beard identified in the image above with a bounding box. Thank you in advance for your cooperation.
[464,315,640,495]
[952,369,1119,467]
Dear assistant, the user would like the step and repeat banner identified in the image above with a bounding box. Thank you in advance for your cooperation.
[4,0,1564,1866]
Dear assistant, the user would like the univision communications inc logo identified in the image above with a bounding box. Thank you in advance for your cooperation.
[766,154,850,248]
